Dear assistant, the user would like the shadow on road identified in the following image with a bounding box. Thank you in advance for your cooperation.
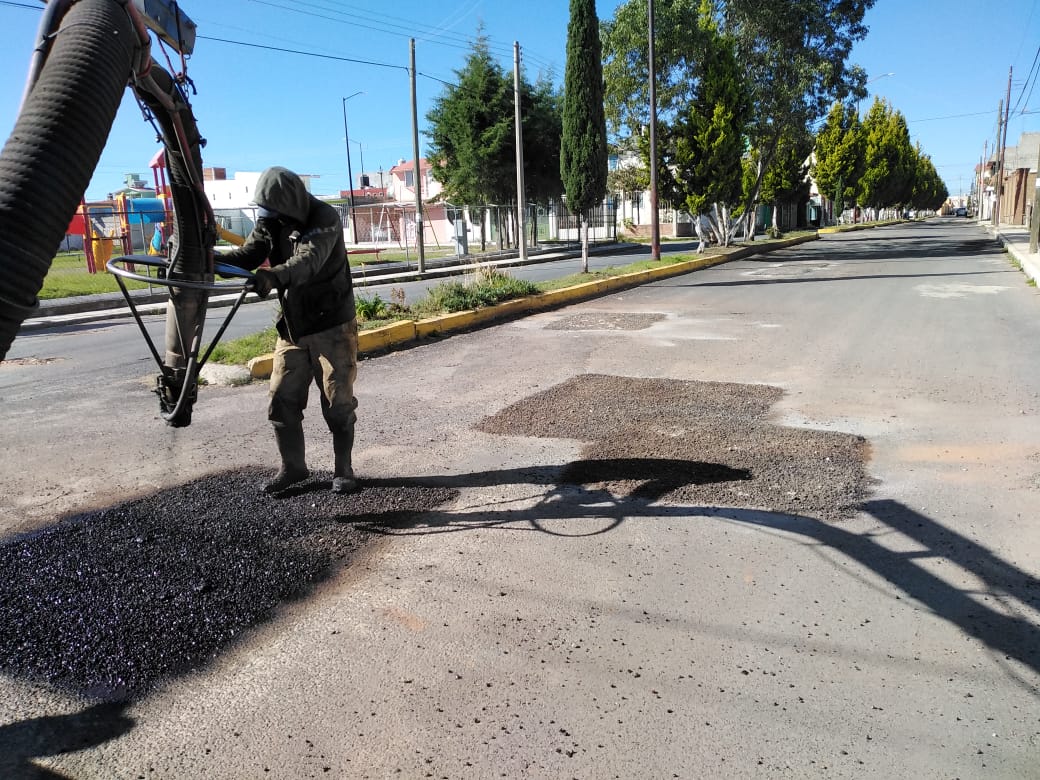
[0,701,134,780]
[347,474,1040,686]
[680,269,1007,289]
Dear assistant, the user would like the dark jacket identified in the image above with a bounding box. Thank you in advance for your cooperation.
[223,166,355,340]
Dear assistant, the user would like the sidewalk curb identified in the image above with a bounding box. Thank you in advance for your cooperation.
[20,242,641,332]
[988,225,1040,284]
[245,233,819,380]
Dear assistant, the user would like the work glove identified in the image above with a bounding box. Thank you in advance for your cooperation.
[251,267,279,299]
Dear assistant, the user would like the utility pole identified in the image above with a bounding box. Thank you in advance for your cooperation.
[992,100,1003,224]
[993,67,1012,227]
[647,0,661,261]
[979,140,987,219]
[410,38,425,273]
[1030,141,1040,253]
[513,41,528,260]
[342,92,362,244]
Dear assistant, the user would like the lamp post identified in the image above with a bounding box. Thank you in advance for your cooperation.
[342,91,363,244]
[352,140,366,189]
[859,72,894,114]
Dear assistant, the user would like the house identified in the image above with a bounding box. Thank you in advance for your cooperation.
[200,168,319,238]
[982,131,1039,225]
[359,158,454,249]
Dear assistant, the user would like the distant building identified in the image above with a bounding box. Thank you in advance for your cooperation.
[981,131,1039,224]
[200,169,319,238]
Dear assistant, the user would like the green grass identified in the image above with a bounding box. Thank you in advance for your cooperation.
[207,326,279,365]
[40,252,155,299]
[209,267,538,364]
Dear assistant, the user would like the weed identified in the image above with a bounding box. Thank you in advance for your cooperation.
[355,293,390,321]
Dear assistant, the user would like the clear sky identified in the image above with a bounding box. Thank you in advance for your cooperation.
[0,0,1037,201]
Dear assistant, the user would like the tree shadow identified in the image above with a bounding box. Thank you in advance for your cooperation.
[0,701,134,780]
[679,269,1006,289]
[343,471,1040,685]
[695,502,1040,685]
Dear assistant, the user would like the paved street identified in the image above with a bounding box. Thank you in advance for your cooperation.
[1,219,1039,778]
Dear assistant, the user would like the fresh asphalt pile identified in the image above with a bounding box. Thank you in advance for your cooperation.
[477,373,873,522]
[0,471,457,699]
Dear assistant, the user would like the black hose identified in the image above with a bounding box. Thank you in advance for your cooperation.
[0,0,137,361]
[132,65,213,427]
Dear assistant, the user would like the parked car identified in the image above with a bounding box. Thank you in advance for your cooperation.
[954,207,967,217]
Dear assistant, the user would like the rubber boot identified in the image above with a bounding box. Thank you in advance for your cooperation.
[263,423,309,494]
[331,428,358,494]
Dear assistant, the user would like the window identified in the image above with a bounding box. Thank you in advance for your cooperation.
[405,171,414,188]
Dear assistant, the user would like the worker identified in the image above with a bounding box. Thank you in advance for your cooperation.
[221,166,359,495]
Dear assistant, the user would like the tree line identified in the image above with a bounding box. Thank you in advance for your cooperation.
[424,0,947,252]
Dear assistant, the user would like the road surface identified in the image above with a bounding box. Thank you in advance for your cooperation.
[1,218,1038,778]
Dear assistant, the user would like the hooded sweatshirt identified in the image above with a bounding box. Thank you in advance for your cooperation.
[223,166,355,340]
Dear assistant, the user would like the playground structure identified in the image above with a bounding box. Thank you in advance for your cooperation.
[0,0,243,427]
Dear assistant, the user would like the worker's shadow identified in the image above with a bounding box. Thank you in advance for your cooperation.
[0,701,134,780]
[349,457,752,537]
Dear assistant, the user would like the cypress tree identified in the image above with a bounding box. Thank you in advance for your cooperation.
[561,0,608,270]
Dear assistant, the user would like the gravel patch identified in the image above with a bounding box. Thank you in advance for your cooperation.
[544,312,666,331]
[476,374,873,522]
[0,470,457,699]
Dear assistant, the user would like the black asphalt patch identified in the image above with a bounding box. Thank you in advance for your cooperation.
[0,470,457,699]
[476,374,873,521]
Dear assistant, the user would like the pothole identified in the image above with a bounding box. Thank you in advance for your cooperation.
[476,374,873,522]
[2,356,65,367]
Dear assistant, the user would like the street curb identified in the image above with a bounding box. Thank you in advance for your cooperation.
[989,227,1040,284]
[246,233,819,380]
[818,219,907,235]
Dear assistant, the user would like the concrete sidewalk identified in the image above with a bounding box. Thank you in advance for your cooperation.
[988,221,1040,282]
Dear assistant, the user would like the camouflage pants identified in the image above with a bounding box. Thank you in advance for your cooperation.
[268,319,358,433]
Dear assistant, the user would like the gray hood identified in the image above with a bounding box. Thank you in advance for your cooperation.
[253,166,311,224]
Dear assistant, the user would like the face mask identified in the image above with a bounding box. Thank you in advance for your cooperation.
[256,217,295,265]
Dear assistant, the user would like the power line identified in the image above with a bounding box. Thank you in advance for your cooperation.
[1010,44,1040,116]
[245,0,556,71]
[909,110,994,123]
[197,34,409,73]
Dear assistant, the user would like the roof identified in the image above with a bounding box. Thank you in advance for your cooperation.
[389,158,430,174]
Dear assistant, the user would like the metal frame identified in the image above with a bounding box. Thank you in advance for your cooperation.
[107,254,257,422]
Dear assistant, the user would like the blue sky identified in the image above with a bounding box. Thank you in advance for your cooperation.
[0,0,1037,201]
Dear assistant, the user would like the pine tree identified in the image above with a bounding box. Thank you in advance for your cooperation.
[664,2,750,245]
[561,0,608,270]
[426,33,512,250]
[858,98,914,213]
[813,102,864,221]
[758,125,813,234]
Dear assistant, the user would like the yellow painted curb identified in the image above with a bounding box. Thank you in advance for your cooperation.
[247,354,274,380]
[357,320,417,353]
[246,233,819,375]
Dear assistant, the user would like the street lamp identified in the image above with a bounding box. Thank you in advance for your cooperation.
[342,91,363,244]
[352,140,366,189]
[859,72,895,114]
